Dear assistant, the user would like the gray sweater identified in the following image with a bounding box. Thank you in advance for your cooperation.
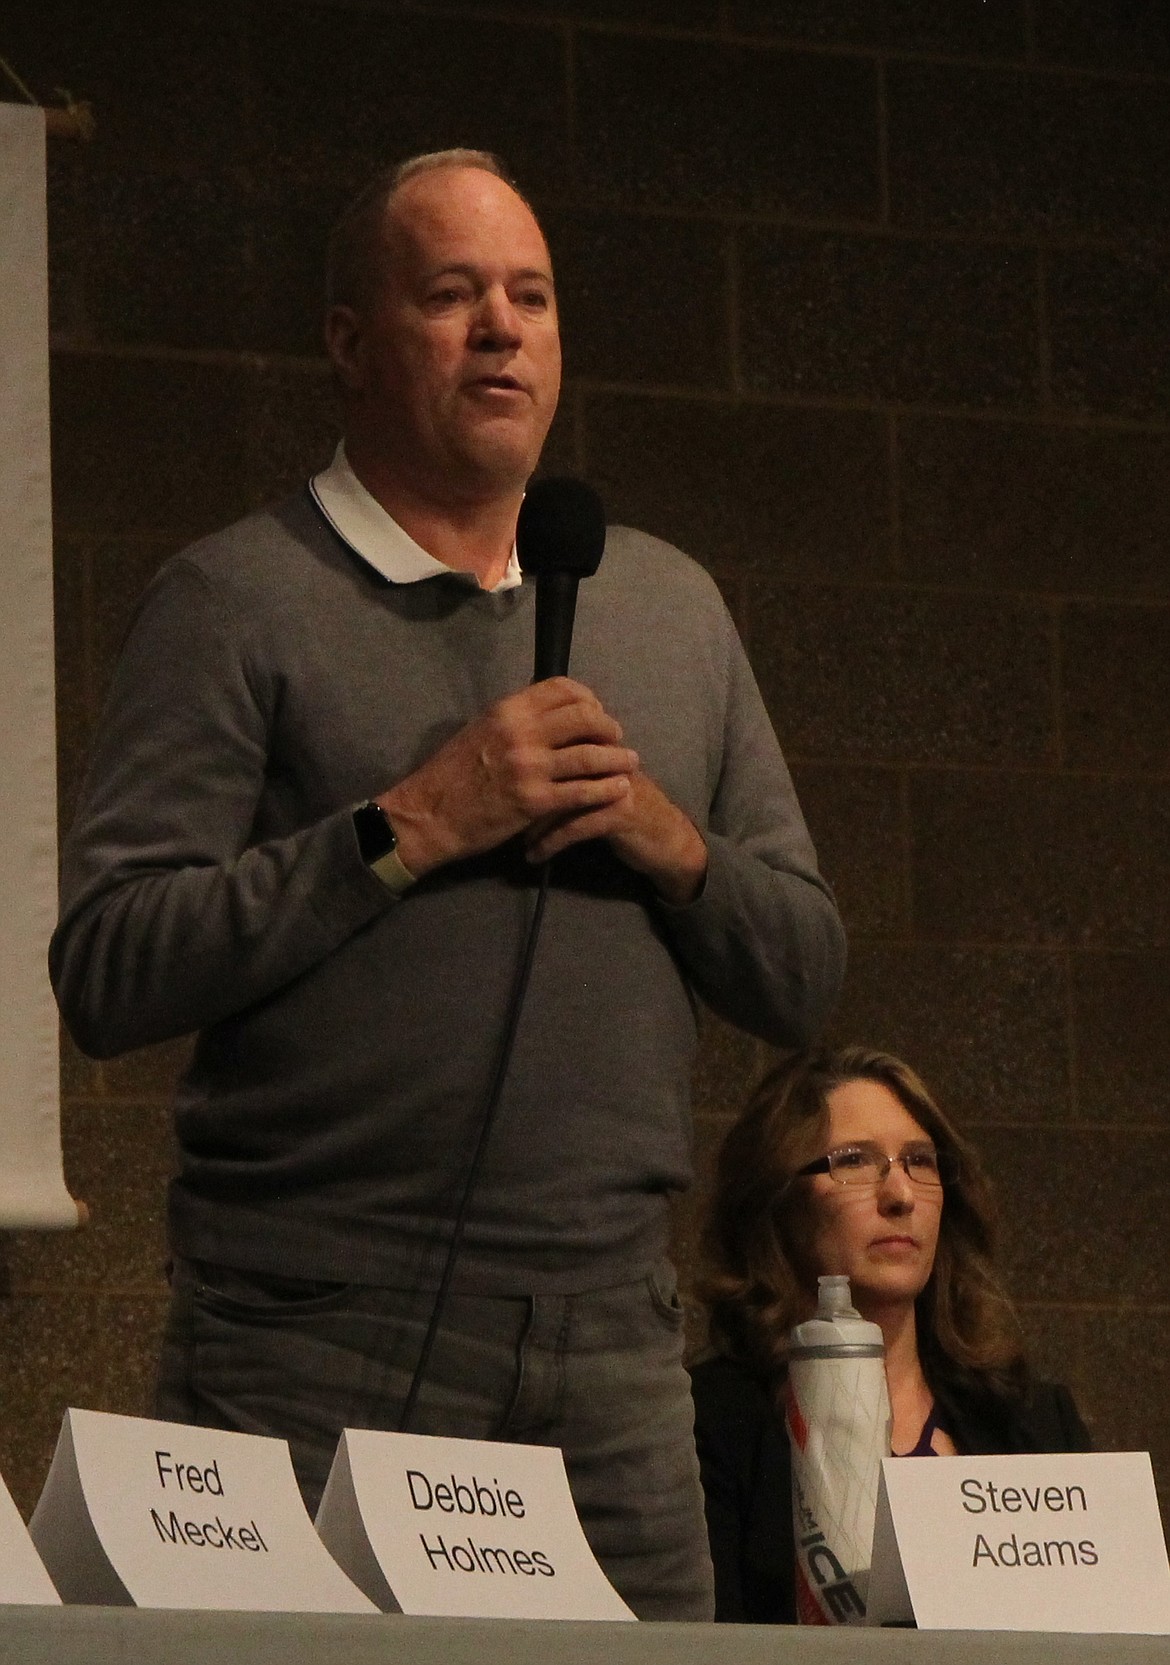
[51,491,845,1293]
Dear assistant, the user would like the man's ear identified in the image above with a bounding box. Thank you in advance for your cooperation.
[324,304,365,392]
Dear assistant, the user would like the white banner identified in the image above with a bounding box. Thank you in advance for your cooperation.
[0,102,79,1230]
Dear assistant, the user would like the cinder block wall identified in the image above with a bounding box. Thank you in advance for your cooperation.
[1,1,1166,1523]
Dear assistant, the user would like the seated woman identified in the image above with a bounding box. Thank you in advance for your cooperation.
[690,1044,1090,1624]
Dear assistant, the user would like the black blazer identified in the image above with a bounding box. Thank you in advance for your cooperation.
[690,1354,1092,1624]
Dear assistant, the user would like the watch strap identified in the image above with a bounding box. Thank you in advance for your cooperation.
[369,842,417,895]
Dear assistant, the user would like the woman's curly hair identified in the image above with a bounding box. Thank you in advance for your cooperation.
[698,1045,1028,1405]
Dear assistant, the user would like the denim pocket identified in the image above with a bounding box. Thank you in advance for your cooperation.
[646,1261,686,1329]
[190,1260,356,1319]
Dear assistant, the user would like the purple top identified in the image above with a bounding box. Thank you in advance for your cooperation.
[895,1403,947,1457]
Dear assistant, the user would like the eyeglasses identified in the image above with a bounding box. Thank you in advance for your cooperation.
[795,1141,951,1190]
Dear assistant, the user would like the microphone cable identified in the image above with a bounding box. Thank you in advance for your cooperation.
[397,476,607,1432]
[398,860,550,1432]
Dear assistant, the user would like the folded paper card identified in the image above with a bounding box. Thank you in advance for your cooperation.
[867,1451,1170,1633]
[0,1468,59,1604]
[316,1428,634,1620]
[29,1408,376,1612]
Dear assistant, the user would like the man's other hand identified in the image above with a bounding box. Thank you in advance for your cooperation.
[524,771,708,907]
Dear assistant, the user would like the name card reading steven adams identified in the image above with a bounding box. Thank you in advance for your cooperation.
[28,1408,376,1611]
[316,1429,634,1619]
[0,1469,59,1604]
[867,1452,1170,1633]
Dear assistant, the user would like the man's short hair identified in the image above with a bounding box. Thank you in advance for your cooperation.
[325,148,527,310]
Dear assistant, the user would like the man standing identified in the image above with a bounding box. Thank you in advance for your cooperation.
[50,151,845,1620]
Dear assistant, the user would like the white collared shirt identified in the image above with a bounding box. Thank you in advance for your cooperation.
[309,442,523,592]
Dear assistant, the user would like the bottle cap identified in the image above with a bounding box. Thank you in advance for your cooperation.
[817,1275,858,1318]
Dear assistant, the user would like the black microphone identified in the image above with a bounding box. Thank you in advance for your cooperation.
[517,477,607,680]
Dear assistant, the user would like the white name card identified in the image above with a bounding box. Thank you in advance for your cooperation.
[868,1451,1170,1633]
[0,1469,59,1604]
[316,1428,635,1620]
[28,1408,377,1612]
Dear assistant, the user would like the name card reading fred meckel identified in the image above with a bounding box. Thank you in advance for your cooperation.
[867,1451,1170,1633]
[316,1429,635,1619]
[28,1408,376,1611]
[0,1469,59,1604]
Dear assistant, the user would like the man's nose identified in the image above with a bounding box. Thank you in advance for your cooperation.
[471,287,522,348]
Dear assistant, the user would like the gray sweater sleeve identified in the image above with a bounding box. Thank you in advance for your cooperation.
[50,558,396,1057]
[654,605,846,1048]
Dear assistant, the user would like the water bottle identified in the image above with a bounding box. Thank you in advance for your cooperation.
[785,1274,891,1624]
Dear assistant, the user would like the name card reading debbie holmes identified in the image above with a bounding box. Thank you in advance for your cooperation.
[28,1409,376,1612]
[316,1429,634,1620]
[867,1452,1170,1634]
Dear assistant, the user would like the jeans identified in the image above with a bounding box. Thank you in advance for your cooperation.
[155,1257,715,1621]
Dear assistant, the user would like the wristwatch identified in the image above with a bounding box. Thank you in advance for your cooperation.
[352,801,416,895]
